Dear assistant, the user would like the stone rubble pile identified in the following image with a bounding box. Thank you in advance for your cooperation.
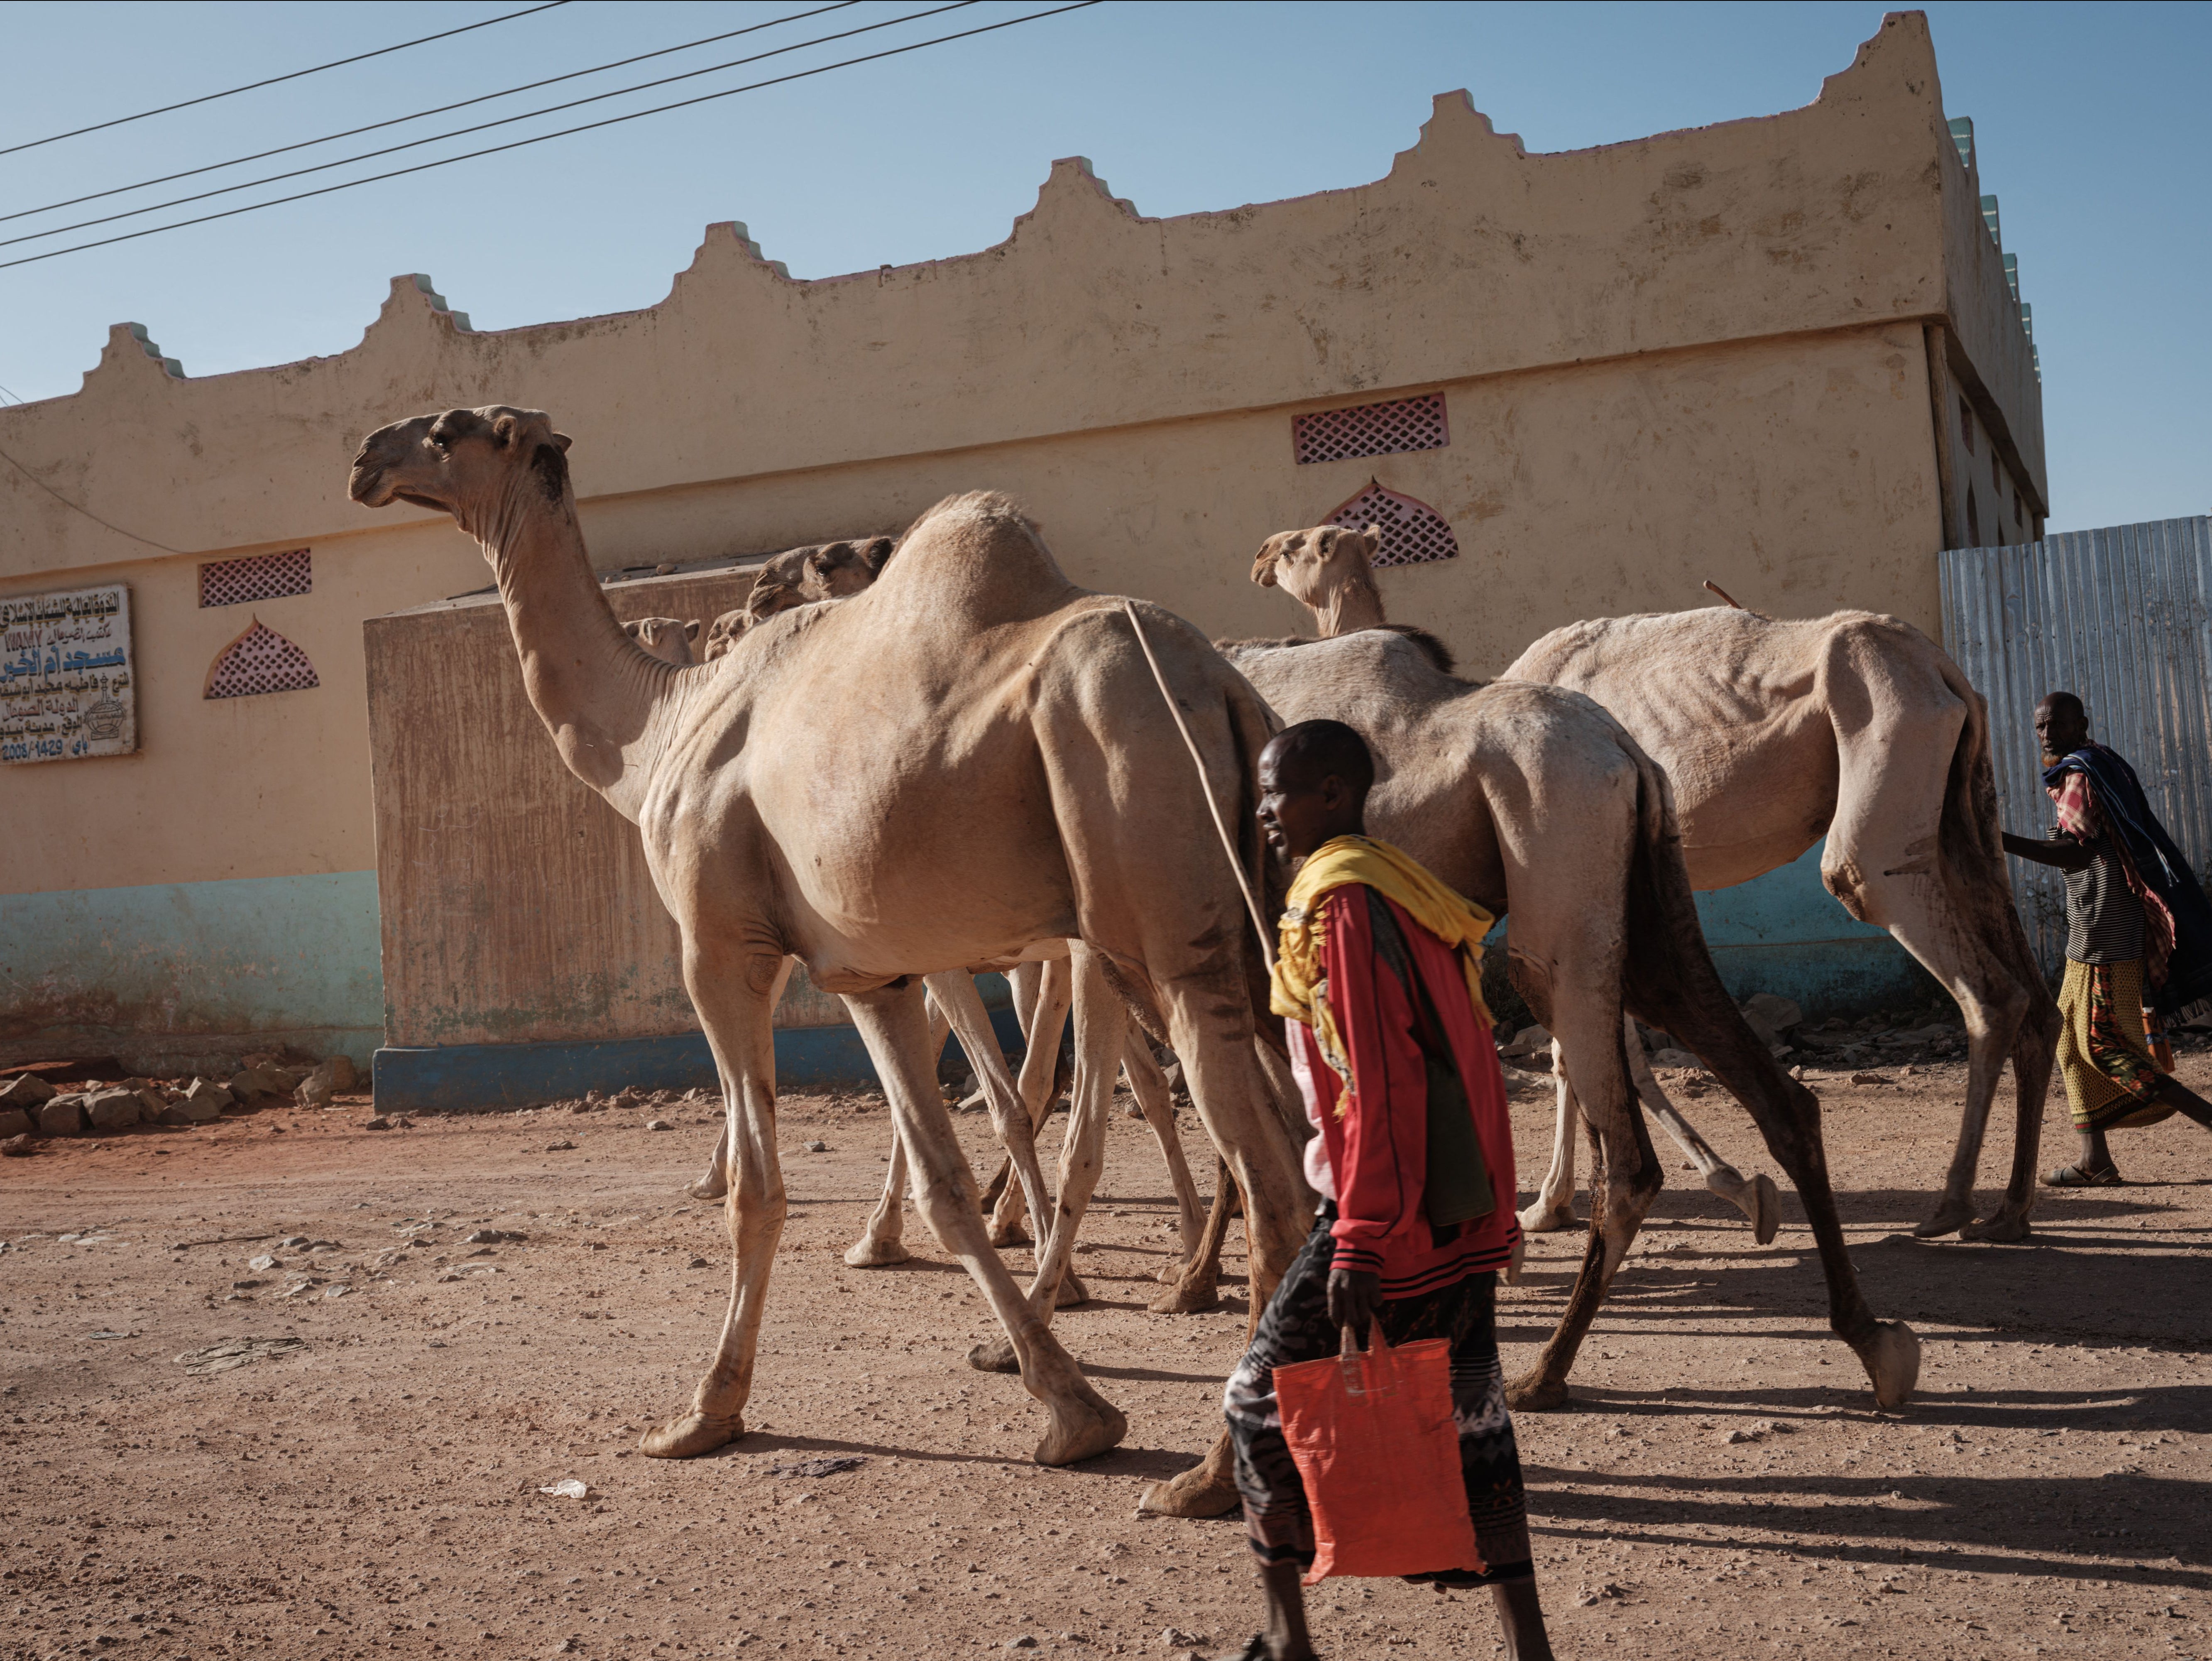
[0,1052,363,1145]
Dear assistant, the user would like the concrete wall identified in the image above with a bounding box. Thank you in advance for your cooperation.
[0,10,2038,1073]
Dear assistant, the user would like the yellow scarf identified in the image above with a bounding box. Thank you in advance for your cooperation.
[1269,835,1495,1102]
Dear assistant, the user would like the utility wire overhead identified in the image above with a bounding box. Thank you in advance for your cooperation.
[0,1,573,159]
[0,1,975,251]
[0,2,1105,273]
[0,2,862,229]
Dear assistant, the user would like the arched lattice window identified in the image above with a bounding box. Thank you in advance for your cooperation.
[1326,483,1459,568]
[205,620,319,699]
[1294,394,1449,465]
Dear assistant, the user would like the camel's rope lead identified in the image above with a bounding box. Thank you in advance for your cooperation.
[1121,601,1277,972]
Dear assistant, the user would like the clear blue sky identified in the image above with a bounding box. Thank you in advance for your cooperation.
[2,2,2205,531]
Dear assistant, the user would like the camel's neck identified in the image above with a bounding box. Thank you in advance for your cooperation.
[463,466,677,819]
[1307,571,1387,637]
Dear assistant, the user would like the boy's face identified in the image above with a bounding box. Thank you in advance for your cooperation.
[1257,749,1358,862]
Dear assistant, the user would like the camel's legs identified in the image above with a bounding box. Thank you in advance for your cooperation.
[1121,1036,1208,1271]
[1818,682,2054,1242]
[970,946,1120,1372]
[844,982,956,1265]
[1522,1020,1779,1240]
[931,971,1073,1302]
[847,979,1125,1465]
[1624,847,1921,1410]
[1516,1048,1583,1234]
[641,955,790,1460]
[1506,965,1664,1413]
[990,956,1073,1245]
[687,956,793,1203]
[1623,1016,1781,1244]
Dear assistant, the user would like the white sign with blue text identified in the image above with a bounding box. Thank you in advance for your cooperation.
[0,585,137,764]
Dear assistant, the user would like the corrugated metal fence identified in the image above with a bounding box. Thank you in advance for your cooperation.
[1938,515,2212,973]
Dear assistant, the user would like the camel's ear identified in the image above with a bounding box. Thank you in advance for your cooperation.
[1351,525,1382,563]
[621,620,642,639]
[491,412,521,448]
[552,432,573,453]
[861,536,894,576]
[685,620,701,641]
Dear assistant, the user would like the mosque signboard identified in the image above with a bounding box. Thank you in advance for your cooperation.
[0,584,136,764]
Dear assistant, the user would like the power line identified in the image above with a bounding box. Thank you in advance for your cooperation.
[0,441,190,553]
[1,1,974,251]
[0,2,861,230]
[0,2,1104,273]
[0,2,574,159]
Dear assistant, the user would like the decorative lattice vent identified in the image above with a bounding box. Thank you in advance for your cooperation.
[1294,394,1448,465]
[206,622,319,699]
[200,549,311,608]
[1327,484,1459,568]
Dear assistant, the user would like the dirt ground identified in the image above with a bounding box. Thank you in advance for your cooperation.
[4,1059,2210,1661]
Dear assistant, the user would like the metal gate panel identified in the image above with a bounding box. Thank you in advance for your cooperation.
[1939,516,2212,972]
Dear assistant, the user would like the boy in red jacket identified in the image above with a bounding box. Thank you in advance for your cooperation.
[1224,720,1551,1661]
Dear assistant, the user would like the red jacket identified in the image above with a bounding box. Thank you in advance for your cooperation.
[1288,885,1520,1296]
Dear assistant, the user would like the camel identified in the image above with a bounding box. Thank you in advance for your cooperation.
[347,407,1310,1482]
[622,616,700,664]
[730,549,1217,1298]
[744,536,896,624]
[1269,522,2057,1242]
[1238,525,1917,1415]
[701,608,746,661]
[1250,528,1783,1233]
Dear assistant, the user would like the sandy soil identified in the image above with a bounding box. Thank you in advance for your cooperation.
[4,1061,2210,1661]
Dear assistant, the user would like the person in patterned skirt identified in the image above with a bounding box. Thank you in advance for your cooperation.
[1223,719,1551,1661]
[2003,691,2212,1184]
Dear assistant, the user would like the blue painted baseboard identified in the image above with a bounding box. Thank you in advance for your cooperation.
[373,1006,1030,1113]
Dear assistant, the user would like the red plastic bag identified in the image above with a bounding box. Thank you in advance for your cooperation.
[1274,1323,1483,1585]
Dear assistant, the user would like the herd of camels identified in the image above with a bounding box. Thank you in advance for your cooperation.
[351,404,2058,1521]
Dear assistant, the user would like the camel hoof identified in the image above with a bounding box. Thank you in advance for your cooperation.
[639,1411,741,1460]
[1148,1276,1220,1315]
[1863,1320,1922,1410]
[1517,1201,1577,1234]
[1959,1211,2031,1244]
[1035,1390,1127,1467]
[1504,1369,1570,1413]
[1054,1272,1089,1308]
[987,1220,1031,1249]
[967,1336,1021,1375]
[843,1235,910,1268]
[686,1173,728,1202]
[1747,1173,1782,1245]
[1911,1200,1975,1240]
[1137,1465,1241,1518]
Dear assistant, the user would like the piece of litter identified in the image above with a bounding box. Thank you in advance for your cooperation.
[88,1330,135,1340]
[324,1284,353,1298]
[466,1228,525,1244]
[803,1139,828,1152]
[546,1140,576,1151]
[770,1456,866,1479]
[644,1120,673,1132]
[538,1479,590,1499]
[175,1336,308,1376]
[247,1254,279,1271]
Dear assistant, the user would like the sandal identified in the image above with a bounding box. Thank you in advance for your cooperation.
[2041,1162,2122,1188]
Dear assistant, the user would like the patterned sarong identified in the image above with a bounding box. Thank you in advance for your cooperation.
[1223,1208,1532,1582]
[2056,956,2175,1133]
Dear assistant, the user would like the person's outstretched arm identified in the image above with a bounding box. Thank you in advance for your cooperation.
[2002,830,2095,872]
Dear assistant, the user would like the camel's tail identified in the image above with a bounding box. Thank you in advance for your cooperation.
[1614,736,1816,1118]
[1932,651,2057,1012]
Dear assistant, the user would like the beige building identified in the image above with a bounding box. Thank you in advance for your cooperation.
[0,12,2042,1083]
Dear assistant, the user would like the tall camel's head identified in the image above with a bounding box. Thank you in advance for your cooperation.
[348,405,573,533]
[701,608,749,662]
[1250,524,1382,612]
[623,617,701,665]
[744,536,896,625]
